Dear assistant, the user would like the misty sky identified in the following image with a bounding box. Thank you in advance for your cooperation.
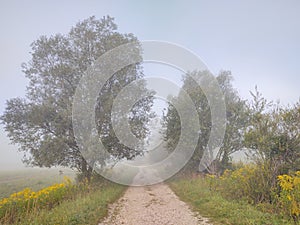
[0,0,299,169]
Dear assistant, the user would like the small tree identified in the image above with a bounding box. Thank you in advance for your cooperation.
[244,88,300,196]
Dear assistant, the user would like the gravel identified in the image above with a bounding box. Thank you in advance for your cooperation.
[99,183,212,225]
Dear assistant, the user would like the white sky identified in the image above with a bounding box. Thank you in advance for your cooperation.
[0,0,299,169]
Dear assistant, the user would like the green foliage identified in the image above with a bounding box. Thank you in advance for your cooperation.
[163,71,247,173]
[245,87,300,166]
[244,88,300,191]
[6,182,125,225]
[0,177,74,224]
[0,170,126,225]
[0,16,154,178]
[274,172,300,222]
[199,163,300,223]
[215,72,248,171]
[213,164,273,204]
[169,177,293,225]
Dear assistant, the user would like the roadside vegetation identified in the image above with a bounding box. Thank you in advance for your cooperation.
[164,70,299,224]
[0,168,75,199]
[169,173,295,225]
[0,171,126,225]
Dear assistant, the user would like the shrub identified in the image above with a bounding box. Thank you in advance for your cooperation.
[211,164,272,204]
[205,164,300,222]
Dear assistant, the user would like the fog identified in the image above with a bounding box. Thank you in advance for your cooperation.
[0,127,24,170]
[1,0,299,170]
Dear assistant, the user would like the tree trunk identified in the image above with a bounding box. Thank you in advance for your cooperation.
[81,157,93,182]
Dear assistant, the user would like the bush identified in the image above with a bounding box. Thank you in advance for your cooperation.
[212,164,272,204]
[205,163,300,223]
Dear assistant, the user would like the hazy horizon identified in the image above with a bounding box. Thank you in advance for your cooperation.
[1,0,299,170]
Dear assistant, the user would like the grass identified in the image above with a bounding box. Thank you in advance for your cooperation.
[0,168,76,199]
[11,182,126,225]
[0,168,126,224]
[169,177,294,225]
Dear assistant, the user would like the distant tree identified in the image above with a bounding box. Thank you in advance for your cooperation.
[0,16,153,180]
[214,72,248,172]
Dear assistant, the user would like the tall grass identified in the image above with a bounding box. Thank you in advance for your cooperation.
[169,177,293,225]
[13,182,125,225]
[0,177,75,224]
[0,170,126,225]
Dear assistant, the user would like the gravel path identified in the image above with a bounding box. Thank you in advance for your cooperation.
[99,183,211,225]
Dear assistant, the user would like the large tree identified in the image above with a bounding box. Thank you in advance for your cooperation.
[1,16,153,179]
[163,71,247,174]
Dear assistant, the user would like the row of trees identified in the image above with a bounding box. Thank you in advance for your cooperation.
[163,71,300,177]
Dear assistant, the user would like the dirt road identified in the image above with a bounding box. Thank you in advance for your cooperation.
[99,183,211,225]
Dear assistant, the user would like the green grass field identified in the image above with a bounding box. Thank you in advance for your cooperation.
[0,168,76,199]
